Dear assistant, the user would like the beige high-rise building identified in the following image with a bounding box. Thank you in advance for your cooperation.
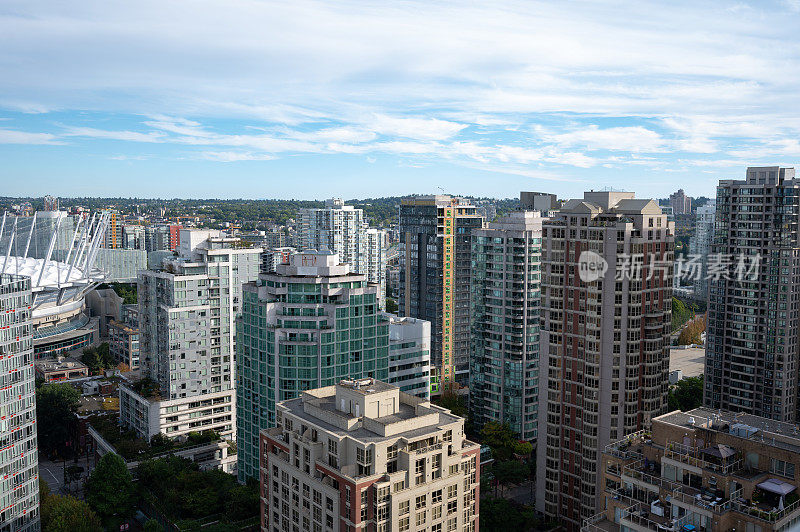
[535,191,674,529]
[260,378,480,532]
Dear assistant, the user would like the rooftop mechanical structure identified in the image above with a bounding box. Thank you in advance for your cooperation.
[0,210,110,357]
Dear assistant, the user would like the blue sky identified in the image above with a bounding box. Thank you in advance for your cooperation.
[2,0,800,200]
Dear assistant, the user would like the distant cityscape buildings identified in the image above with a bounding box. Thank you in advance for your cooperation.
[12,167,800,531]
[688,200,716,298]
[298,199,387,306]
[669,188,693,215]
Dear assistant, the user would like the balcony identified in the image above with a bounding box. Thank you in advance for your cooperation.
[663,441,742,475]
[622,460,683,493]
[604,430,651,460]
[619,502,692,532]
[671,485,739,515]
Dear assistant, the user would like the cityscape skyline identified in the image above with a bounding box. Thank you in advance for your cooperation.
[4,1,800,199]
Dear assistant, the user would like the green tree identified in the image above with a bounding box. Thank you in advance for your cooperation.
[41,494,103,532]
[385,298,398,314]
[513,440,533,457]
[671,297,693,331]
[86,453,134,524]
[481,422,516,460]
[437,389,468,418]
[492,460,530,496]
[36,383,80,456]
[668,376,704,412]
[225,480,260,521]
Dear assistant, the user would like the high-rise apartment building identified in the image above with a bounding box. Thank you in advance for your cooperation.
[104,209,121,249]
[705,167,800,422]
[399,195,483,391]
[470,211,544,441]
[119,229,260,446]
[122,224,146,250]
[259,379,480,532]
[365,228,387,299]
[299,199,386,303]
[669,189,693,216]
[260,247,296,274]
[299,198,365,270]
[688,201,716,299]
[42,195,58,211]
[535,191,673,528]
[0,274,39,532]
[236,251,392,482]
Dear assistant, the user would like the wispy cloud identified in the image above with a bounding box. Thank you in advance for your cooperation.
[0,129,62,144]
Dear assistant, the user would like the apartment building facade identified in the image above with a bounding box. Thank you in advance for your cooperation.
[689,201,716,299]
[299,199,386,305]
[669,189,693,216]
[535,191,674,528]
[387,315,431,399]
[259,379,480,532]
[470,211,544,441]
[586,408,800,532]
[0,274,39,532]
[398,195,484,391]
[236,252,392,482]
[119,229,260,444]
[108,319,140,369]
[705,167,800,422]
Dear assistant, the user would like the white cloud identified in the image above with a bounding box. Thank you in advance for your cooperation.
[0,129,62,144]
[201,151,277,162]
[366,115,467,141]
[539,125,666,153]
[63,126,167,143]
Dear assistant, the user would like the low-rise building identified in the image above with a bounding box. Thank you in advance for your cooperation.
[260,378,480,532]
[119,380,234,442]
[35,355,89,382]
[585,407,800,532]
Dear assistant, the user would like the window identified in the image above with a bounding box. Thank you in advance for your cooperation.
[416,512,426,526]
[432,506,442,520]
[447,518,457,531]
[447,500,457,515]
[399,517,410,532]
[416,495,426,509]
[771,458,796,479]
[432,489,442,503]
[447,485,458,499]
[399,501,409,515]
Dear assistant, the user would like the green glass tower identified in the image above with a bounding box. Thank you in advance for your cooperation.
[236,251,390,482]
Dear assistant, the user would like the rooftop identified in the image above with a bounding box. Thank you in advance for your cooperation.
[656,407,800,452]
[280,379,461,443]
[35,355,88,372]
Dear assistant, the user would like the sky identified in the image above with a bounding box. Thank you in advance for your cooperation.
[2,0,800,200]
